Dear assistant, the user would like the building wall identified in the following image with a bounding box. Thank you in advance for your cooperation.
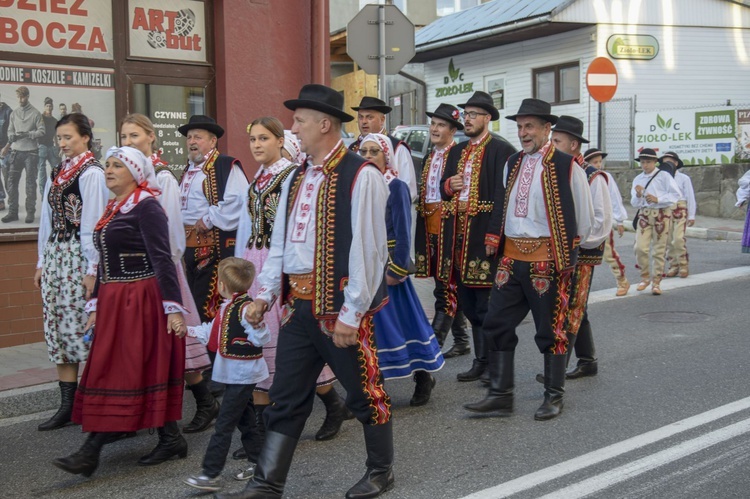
[331,69,378,135]
[0,236,44,348]
[424,28,598,148]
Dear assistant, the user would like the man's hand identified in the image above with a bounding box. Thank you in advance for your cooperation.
[448,174,464,193]
[195,218,210,235]
[617,224,625,237]
[0,144,9,158]
[83,274,96,300]
[635,185,644,197]
[245,299,269,326]
[486,245,497,257]
[688,220,695,227]
[333,319,358,348]
[167,312,187,338]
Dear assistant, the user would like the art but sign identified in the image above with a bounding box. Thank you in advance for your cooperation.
[128,0,207,63]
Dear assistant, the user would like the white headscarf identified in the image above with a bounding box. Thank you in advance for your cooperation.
[105,146,161,196]
[283,130,304,165]
[360,133,396,180]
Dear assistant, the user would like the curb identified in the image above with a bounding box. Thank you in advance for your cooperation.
[0,381,59,419]
[623,220,742,241]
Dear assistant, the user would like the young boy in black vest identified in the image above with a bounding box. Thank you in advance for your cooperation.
[184,257,270,492]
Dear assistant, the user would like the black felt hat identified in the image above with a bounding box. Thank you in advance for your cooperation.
[351,96,392,114]
[178,115,225,139]
[660,151,684,170]
[426,103,464,130]
[458,91,499,121]
[583,148,608,162]
[635,148,659,162]
[551,115,589,144]
[284,84,354,123]
[505,98,558,125]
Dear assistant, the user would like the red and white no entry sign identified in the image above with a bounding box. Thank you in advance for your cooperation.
[586,57,618,103]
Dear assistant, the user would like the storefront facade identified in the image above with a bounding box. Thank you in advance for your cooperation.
[0,0,324,348]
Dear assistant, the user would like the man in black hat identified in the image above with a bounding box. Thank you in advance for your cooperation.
[350,96,417,201]
[178,115,247,433]
[464,98,593,421]
[661,151,695,278]
[221,84,393,499]
[439,91,516,383]
[585,147,631,296]
[545,116,611,381]
[415,103,471,359]
[631,148,681,295]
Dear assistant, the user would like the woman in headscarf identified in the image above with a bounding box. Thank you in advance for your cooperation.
[34,113,108,432]
[119,113,218,441]
[359,133,445,406]
[52,146,188,478]
[232,120,348,471]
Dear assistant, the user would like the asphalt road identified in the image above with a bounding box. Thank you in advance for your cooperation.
[3,234,750,499]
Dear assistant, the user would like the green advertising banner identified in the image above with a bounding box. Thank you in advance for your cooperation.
[695,110,736,140]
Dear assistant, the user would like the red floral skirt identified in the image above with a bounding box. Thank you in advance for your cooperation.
[72,277,185,432]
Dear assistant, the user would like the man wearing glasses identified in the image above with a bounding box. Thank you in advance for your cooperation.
[440,91,516,384]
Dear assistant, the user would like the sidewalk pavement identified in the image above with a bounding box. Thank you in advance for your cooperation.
[1,210,745,419]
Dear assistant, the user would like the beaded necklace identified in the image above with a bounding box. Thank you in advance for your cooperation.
[54,150,94,185]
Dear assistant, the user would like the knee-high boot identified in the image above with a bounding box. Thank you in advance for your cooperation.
[534,353,566,421]
[138,421,188,465]
[52,432,111,477]
[315,386,354,441]
[214,431,299,499]
[457,326,487,381]
[536,332,576,384]
[463,350,514,414]
[183,378,220,433]
[38,381,77,431]
[443,312,471,358]
[431,311,452,348]
[345,422,395,499]
[567,319,598,379]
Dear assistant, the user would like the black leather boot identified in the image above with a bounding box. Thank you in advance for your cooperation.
[410,370,436,406]
[183,378,220,433]
[431,311,451,347]
[535,353,566,421]
[443,312,471,358]
[345,422,394,499]
[38,381,77,431]
[138,421,188,465]
[567,320,598,379]
[464,350,514,415]
[537,332,576,383]
[456,327,487,381]
[315,387,354,441]
[52,432,111,477]
[214,431,298,499]
[234,403,267,460]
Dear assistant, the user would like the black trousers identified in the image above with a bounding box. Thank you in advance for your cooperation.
[428,233,460,317]
[185,245,221,323]
[455,274,490,330]
[265,298,391,439]
[483,256,572,354]
[202,383,259,477]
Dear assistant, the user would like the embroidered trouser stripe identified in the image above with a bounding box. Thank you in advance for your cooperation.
[566,264,595,336]
[634,208,672,280]
[483,257,573,355]
[429,233,459,316]
[603,230,626,280]
[667,203,689,268]
[184,246,221,322]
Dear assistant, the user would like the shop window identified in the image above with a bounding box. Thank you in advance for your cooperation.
[533,63,580,105]
[132,84,206,169]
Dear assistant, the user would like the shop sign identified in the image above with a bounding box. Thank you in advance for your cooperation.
[128,0,207,63]
[0,60,116,228]
[736,109,750,161]
[635,107,736,165]
[606,34,659,60]
[434,58,474,98]
[0,0,113,60]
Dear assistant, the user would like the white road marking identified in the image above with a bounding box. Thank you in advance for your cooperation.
[535,418,750,499]
[588,266,750,305]
[459,396,750,499]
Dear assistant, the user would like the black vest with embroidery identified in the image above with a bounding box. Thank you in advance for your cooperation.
[220,293,263,360]
[577,164,607,265]
[48,159,102,243]
[246,162,297,250]
[502,147,579,271]
[284,145,388,319]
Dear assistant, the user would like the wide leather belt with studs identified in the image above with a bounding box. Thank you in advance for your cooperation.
[503,237,553,262]
[288,273,314,300]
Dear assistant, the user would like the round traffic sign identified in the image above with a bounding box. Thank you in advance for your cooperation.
[586,57,618,103]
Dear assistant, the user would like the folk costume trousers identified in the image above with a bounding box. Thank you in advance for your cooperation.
[265,298,391,440]
[483,256,573,355]
[565,263,597,361]
[634,207,673,281]
[602,230,627,281]
[666,200,689,270]
[184,236,234,323]
[428,232,459,318]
